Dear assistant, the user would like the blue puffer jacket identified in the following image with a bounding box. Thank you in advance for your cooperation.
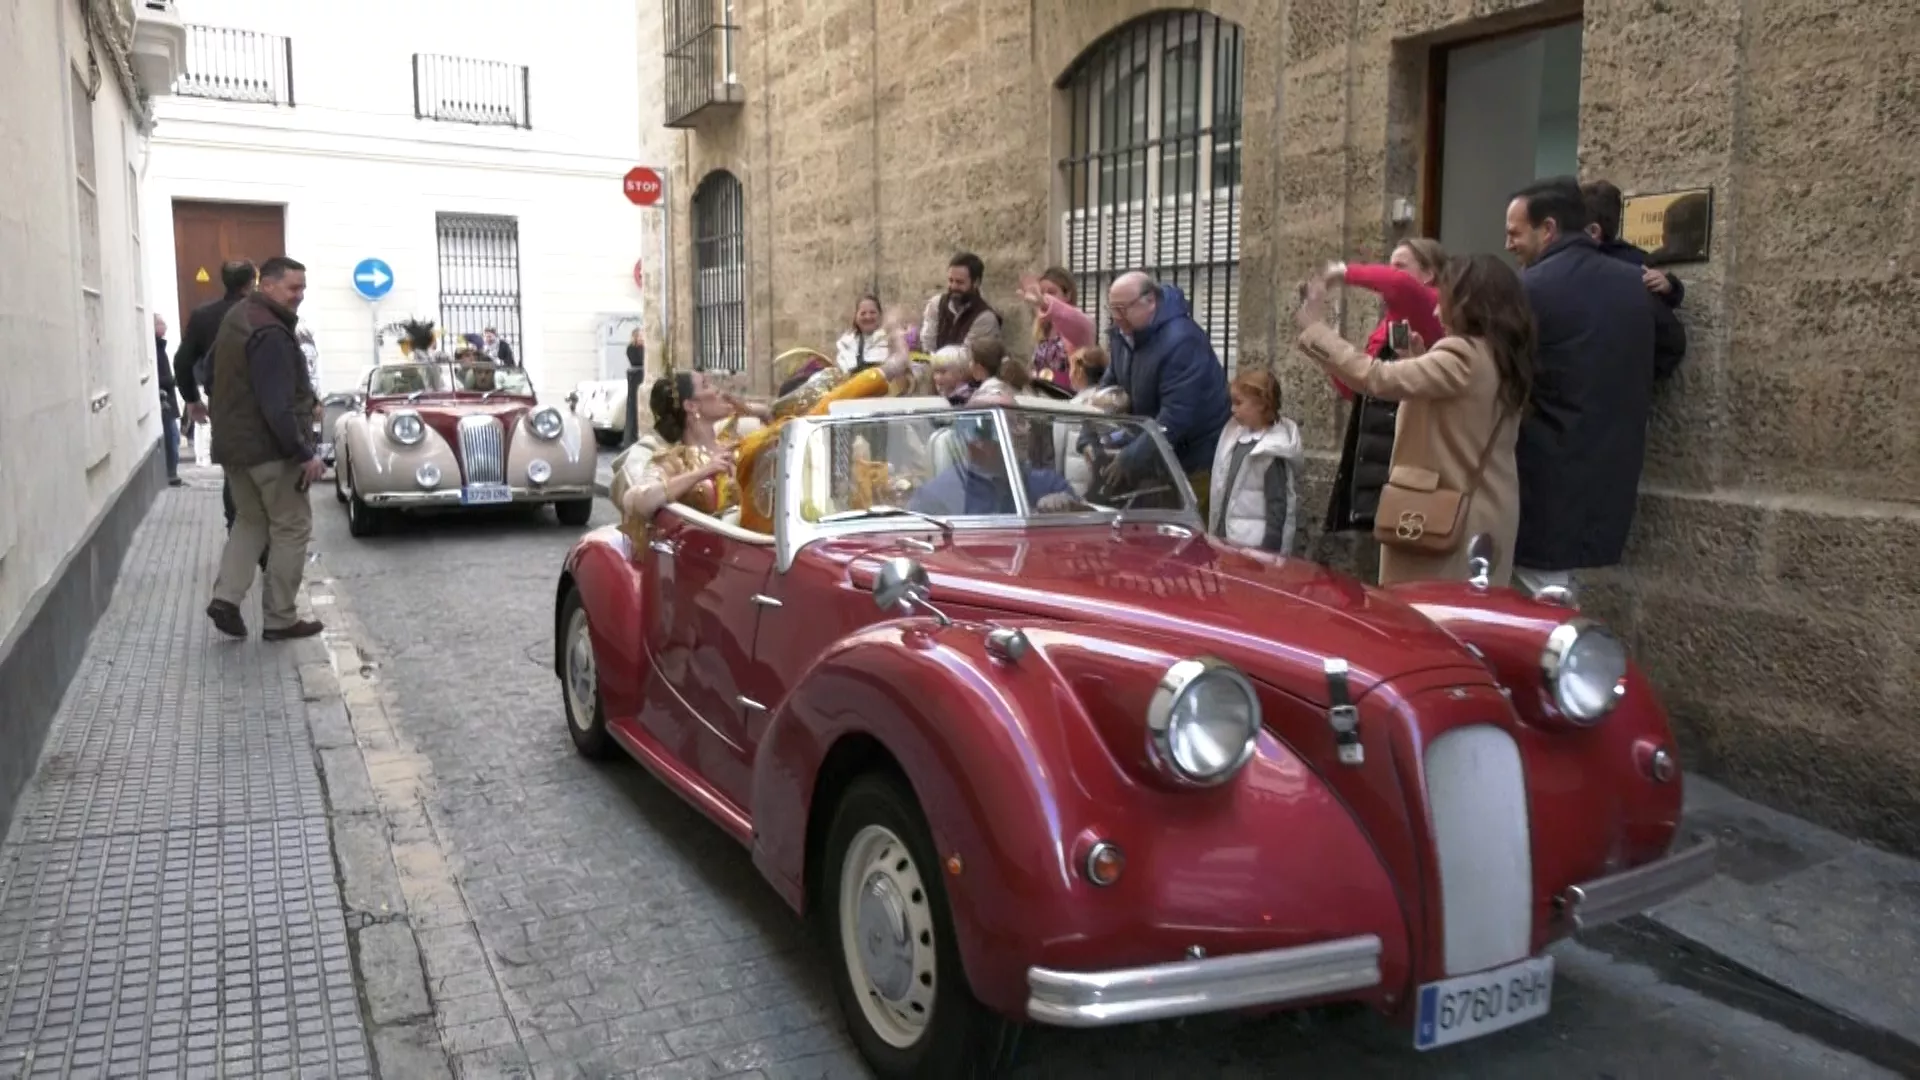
[1101,284,1231,475]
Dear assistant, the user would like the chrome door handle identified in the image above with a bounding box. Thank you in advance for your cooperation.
[737,696,768,712]
[751,594,783,608]
[649,539,677,556]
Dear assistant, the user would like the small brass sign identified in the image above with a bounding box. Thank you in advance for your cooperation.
[194,266,210,283]
[1622,187,1713,267]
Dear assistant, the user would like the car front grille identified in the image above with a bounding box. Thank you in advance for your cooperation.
[457,415,506,484]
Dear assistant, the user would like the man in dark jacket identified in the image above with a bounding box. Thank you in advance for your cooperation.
[174,260,256,529]
[155,315,182,487]
[1581,180,1687,380]
[1100,271,1231,522]
[205,256,324,642]
[1504,177,1657,589]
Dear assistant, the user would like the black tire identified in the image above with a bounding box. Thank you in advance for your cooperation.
[558,586,616,759]
[344,462,384,538]
[821,773,1014,1080]
[555,498,594,527]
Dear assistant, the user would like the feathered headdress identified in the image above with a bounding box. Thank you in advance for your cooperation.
[397,318,439,356]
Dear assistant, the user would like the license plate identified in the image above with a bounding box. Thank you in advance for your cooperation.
[1413,954,1553,1050]
[461,483,512,506]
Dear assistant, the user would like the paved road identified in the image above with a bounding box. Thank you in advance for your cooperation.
[310,495,1895,1080]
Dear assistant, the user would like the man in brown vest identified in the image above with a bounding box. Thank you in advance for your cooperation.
[205,256,324,640]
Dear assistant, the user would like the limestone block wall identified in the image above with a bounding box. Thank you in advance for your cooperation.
[651,0,1920,853]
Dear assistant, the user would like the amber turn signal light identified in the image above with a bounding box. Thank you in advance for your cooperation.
[1084,841,1125,887]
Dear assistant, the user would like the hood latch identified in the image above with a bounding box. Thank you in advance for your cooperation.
[1324,658,1364,766]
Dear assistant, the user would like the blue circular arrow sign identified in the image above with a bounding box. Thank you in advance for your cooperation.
[351,258,394,301]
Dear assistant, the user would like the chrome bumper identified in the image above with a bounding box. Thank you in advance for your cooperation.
[1026,934,1382,1028]
[1565,837,1719,930]
[361,484,593,508]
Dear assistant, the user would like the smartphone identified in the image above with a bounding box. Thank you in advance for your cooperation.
[1389,320,1412,353]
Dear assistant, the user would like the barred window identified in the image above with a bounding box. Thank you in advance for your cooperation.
[435,213,524,350]
[1058,12,1244,367]
[691,170,747,373]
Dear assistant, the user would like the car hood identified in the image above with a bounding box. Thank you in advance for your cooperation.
[372,399,532,448]
[834,526,1479,705]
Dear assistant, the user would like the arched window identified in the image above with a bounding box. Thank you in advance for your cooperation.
[1058,12,1244,365]
[691,170,747,372]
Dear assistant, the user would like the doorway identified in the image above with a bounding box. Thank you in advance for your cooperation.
[171,200,286,328]
[1421,17,1584,260]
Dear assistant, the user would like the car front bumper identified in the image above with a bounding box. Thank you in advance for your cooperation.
[1026,934,1382,1028]
[360,484,594,508]
[1562,836,1720,930]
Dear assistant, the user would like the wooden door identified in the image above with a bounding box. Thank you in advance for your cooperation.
[171,200,286,329]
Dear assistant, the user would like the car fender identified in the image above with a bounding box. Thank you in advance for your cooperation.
[752,620,1409,1019]
[343,411,457,495]
[556,528,649,720]
[509,407,595,486]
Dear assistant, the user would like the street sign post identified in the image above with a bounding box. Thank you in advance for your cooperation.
[624,168,669,376]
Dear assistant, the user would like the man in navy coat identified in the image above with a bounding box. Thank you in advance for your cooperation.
[1504,177,1658,592]
[1100,270,1231,522]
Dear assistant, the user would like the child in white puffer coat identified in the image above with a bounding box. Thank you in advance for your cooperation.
[1207,367,1303,554]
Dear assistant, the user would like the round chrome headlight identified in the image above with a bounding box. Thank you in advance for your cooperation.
[388,410,426,446]
[529,407,564,441]
[1540,618,1629,723]
[1146,657,1261,786]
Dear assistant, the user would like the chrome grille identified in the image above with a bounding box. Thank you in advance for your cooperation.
[457,415,506,484]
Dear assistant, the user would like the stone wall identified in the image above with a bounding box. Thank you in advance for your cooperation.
[652,0,1920,852]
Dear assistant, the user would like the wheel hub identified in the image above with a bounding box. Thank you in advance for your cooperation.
[566,616,595,713]
[855,872,914,1002]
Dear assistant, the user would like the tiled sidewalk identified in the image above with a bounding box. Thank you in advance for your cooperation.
[0,470,371,1078]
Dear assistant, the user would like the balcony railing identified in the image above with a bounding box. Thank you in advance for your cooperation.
[413,53,531,129]
[663,0,743,128]
[175,25,294,106]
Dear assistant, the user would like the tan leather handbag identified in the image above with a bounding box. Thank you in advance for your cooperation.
[1371,345,1506,555]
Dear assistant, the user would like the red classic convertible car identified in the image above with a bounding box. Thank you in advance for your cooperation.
[552,397,1717,1078]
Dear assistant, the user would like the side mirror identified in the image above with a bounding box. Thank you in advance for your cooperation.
[873,557,951,626]
[1466,534,1496,590]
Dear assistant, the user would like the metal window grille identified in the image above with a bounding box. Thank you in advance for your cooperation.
[1058,12,1244,368]
[662,0,743,127]
[692,171,747,373]
[412,53,531,129]
[176,25,295,106]
[435,213,524,354]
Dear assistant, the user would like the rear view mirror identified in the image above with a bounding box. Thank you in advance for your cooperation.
[872,556,951,627]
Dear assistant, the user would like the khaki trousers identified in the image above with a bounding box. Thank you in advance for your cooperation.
[213,459,312,630]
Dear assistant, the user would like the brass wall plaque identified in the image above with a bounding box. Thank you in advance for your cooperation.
[1622,187,1714,267]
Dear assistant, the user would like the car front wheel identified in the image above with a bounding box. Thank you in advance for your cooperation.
[555,498,593,527]
[559,586,615,759]
[823,774,1013,1080]
[344,462,384,538]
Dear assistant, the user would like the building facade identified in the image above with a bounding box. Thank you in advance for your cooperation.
[141,0,674,401]
[642,0,1920,851]
[0,0,184,832]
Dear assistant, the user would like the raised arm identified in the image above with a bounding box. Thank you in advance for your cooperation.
[1037,295,1095,349]
[1297,323,1472,402]
[1332,262,1434,318]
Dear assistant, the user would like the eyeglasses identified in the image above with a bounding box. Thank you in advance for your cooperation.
[1107,293,1148,315]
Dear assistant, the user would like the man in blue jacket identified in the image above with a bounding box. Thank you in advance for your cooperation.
[1504,177,1657,592]
[1100,271,1231,522]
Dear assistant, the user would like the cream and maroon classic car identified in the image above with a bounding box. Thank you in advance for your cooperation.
[333,359,596,536]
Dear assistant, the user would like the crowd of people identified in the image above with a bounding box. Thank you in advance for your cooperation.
[616,171,1691,593]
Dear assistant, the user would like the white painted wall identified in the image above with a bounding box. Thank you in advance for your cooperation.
[0,0,160,646]
[142,0,680,400]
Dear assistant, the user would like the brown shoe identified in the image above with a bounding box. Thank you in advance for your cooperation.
[262,619,324,641]
[206,599,248,638]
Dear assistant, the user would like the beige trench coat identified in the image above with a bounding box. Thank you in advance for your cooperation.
[1298,324,1521,586]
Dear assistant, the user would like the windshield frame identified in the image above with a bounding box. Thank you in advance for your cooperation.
[363,360,537,400]
[773,403,1202,573]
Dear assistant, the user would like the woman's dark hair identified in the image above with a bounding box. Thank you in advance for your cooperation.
[1438,254,1536,415]
[649,372,697,443]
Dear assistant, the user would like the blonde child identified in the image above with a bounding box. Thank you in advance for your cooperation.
[1207,368,1302,554]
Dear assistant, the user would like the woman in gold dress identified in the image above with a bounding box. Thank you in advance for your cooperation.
[610,371,770,527]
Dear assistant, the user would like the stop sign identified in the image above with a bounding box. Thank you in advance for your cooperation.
[623,167,663,206]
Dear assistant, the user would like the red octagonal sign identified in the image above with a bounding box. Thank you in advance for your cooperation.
[623,166,663,207]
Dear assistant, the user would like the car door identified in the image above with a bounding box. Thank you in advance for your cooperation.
[646,509,773,808]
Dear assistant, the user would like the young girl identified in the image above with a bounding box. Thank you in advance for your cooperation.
[930,346,974,406]
[1208,368,1303,554]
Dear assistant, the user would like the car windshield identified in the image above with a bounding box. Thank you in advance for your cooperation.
[452,363,533,395]
[792,406,1191,524]
[368,363,447,396]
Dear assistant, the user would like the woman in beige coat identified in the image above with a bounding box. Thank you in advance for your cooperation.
[1294,253,1536,586]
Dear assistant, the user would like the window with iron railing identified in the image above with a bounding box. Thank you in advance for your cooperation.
[413,53,531,129]
[175,25,295,106]
[692,171,747,373]
[662,0,742,128]
[1058,11,1244,369]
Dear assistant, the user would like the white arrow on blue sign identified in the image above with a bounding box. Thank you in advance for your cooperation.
[351,258,394,301]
